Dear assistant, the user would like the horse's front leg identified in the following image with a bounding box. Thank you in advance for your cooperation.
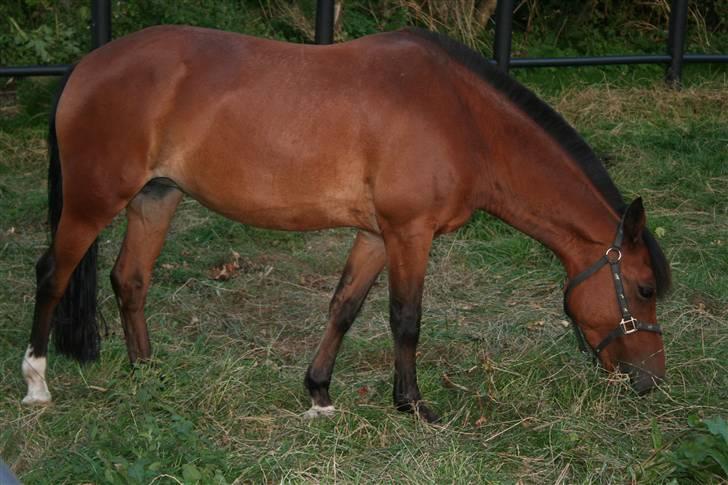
[304,231,385,418]
[382,223,439,423]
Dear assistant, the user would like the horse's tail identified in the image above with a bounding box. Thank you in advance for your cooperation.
[49,66,101,362]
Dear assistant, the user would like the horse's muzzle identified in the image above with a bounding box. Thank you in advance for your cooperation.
[620,362,664,395]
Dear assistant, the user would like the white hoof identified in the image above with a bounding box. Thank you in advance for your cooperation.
[303,405,336,419]
[21,345,51,406]
[22,390,52,405]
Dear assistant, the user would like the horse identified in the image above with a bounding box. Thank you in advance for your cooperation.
[21,26,671,422]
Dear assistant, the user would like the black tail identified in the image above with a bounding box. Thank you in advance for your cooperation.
[49,66,101,362]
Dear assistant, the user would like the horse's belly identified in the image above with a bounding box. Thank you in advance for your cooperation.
[176,175,378,232]
[213,198,376,232]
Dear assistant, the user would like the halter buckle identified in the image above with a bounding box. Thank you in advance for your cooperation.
[605,247,622,263]
[620,317,638,334]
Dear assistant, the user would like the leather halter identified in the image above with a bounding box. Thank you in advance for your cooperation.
[563,214,662,358]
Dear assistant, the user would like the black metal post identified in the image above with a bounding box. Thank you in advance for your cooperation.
[315,0,335,45]
[666,0,688,86]
[0,65,72,77]
[91,0,112,49]
[493,0,514,72]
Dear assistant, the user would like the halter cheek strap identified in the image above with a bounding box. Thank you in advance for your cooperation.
[563,216,662,358]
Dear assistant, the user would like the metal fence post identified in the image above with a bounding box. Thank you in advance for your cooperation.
[91,0,112,49]
[493,0,515,72]
[315,0,335,44]
[666,0,688,87]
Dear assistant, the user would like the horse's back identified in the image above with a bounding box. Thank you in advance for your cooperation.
[57,26,476,233]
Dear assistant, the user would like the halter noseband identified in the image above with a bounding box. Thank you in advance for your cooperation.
[563,215,662,358]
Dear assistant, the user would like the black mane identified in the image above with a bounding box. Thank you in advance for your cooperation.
[404,28,671,296]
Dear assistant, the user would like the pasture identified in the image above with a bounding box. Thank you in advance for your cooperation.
[1,73,726,483]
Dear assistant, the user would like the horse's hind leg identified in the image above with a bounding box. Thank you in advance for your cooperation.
[304,231,385,417]
[23,215,106,404]
[110,181,183,363]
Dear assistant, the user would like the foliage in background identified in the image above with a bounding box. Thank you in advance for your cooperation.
[0,0,88,65]
[509,0,727,56]
[1,0,727,66]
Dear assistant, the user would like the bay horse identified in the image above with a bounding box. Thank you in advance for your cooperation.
[21,26,670,422]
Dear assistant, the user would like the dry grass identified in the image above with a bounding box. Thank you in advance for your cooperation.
[394,0,496,47]
[553,83,728,126]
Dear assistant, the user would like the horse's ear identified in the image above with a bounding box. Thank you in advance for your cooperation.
[623,197,646,244]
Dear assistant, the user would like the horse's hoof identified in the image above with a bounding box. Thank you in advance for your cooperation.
[396,401,440,423]
[416,404,441,424]
[413,403,440,423]
[21,390,52,406]
[303,404,336,419]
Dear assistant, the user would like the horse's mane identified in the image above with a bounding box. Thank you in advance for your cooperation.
[404,27,671,296]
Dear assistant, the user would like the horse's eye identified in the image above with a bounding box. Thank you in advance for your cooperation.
[638,285,655,299]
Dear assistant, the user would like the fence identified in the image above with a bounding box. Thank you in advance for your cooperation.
[491,0,727,86]
[1,0,726,84]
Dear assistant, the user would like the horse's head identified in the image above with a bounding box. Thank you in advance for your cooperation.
[565,198,669,394]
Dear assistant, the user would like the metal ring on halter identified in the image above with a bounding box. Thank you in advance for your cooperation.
[620,316,638,334]
[605,247,622,263]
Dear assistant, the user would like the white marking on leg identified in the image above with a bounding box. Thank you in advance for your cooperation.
[303,403,336,419]
[22,346,51,405]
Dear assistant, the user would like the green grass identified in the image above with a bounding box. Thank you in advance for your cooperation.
[1,75,727,483]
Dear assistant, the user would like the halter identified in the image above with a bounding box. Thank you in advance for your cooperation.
[563,214,662,359]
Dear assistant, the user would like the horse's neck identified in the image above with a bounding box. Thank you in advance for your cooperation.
[464,82,619,275]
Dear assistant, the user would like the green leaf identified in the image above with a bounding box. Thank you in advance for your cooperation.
[705,449,728,477]
[103,468,116,484]
[182,463,202,483]
[8,17,28,40]
[703,416,728,445]
[651,418,663,450]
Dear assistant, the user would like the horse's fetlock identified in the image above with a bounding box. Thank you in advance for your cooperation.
[305,366,333,408]
[304,366,330,391]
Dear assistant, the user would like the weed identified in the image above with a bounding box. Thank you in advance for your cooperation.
[643,415,728,482]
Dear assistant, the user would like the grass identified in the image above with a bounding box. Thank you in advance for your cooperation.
[1,72,727,483]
